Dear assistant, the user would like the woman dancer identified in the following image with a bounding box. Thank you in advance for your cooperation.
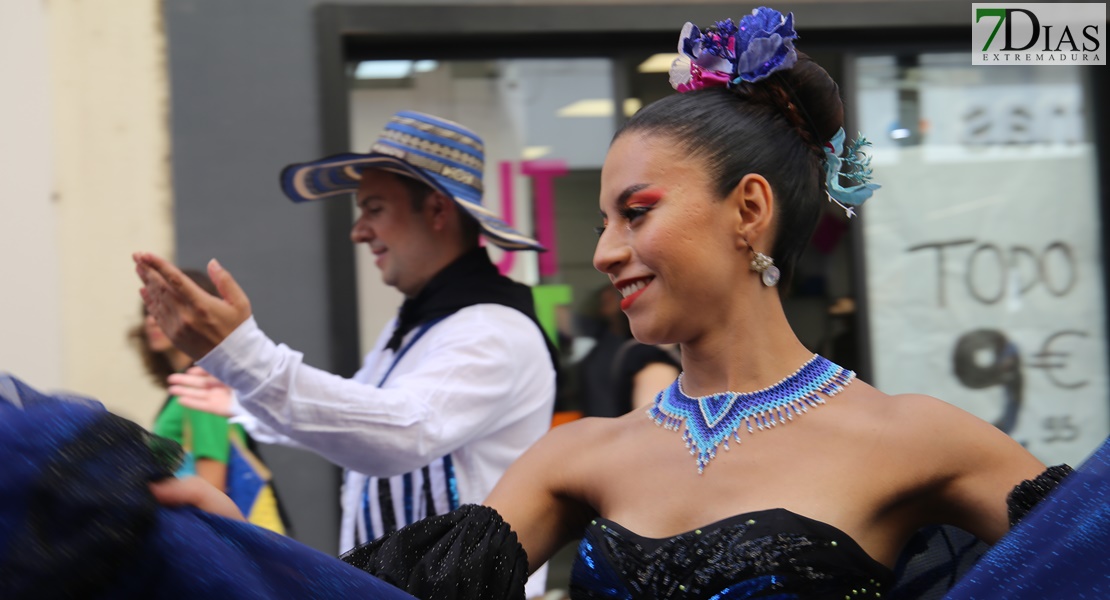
[344,8,1066,599]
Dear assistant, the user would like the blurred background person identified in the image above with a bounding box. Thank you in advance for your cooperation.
[576,285,679,417]
[132,269,226,487]
[131,267,286,535]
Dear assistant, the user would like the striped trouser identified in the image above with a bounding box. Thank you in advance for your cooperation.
[355,454,460,544]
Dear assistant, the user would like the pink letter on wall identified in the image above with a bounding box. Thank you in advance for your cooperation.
[521,160,568,277]
[494,161,516,274]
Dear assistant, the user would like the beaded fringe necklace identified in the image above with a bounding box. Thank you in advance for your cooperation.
[648,354,855,474]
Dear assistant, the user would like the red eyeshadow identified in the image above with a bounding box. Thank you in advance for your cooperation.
[626,189,664,207]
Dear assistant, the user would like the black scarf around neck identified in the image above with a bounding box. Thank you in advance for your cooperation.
[385,249,558,381]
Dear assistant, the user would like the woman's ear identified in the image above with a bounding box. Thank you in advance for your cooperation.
[727,173,775,249]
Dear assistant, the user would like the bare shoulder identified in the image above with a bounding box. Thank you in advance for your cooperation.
[821,382,959,434]
[876,391,1043,476]
[487,415,625,505]
[882,391,1004,437]
[485,414,632,567]
[831,385,1046,538]
[827,383,1039,473]
[872,391,996,443]
[524,416,633,469]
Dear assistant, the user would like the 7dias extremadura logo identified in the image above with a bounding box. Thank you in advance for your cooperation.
[973,3,1106,65]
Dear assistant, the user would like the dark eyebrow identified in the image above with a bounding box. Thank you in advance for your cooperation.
[600,183,651,219]
[616,183,651,207]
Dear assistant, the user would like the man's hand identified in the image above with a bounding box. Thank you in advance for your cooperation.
[169,367,235,417]
[133,254,251,360]
[149,476,246,522]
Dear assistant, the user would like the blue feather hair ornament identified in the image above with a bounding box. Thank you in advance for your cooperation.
[822,128,880,218]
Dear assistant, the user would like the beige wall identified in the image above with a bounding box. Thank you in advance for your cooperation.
[0,1,63,393]
[0,0,173,425]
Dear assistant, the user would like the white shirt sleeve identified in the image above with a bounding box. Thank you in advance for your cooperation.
[228,392,305,448]
[197,309,552,478]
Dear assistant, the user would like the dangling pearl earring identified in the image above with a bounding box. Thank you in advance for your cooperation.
[745,240,780,287]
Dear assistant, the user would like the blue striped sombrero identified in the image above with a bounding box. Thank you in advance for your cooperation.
[281,111,543,251]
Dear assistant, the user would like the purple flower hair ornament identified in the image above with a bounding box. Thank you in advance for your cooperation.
[733,7,798,83]
[823,128,881,218]
[669,8,799,92]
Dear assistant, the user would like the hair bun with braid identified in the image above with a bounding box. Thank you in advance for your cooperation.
[729,55,843,162]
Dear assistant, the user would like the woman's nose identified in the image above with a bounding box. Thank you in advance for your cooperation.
[592,227,630,275]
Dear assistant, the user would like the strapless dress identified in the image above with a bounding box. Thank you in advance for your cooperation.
[571,508,892,599]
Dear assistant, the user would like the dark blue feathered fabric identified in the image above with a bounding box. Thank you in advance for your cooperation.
[944,437,1110,599]
[0,374,416,600]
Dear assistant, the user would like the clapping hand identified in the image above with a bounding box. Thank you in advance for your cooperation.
[169,367,235,417]
[133,254,251,360]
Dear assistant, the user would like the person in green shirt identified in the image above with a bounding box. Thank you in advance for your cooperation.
[133,268,241,491]
[134,268,286,534]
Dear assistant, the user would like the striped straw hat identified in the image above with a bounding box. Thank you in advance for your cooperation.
[280,111,543,251]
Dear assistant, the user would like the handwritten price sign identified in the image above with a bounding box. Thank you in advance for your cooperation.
[857,58,1108,466]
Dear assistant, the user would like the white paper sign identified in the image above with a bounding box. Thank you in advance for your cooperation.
[858,56,1108,466]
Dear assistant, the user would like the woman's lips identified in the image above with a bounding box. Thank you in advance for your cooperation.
[617,277,653,310]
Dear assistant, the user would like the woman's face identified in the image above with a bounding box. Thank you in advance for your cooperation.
[144,313,174,354]
[593,131,744,345]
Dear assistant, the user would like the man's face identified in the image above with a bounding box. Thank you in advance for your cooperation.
[350,170,440,297]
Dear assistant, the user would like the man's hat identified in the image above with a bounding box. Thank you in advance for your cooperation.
[280,111,543,251]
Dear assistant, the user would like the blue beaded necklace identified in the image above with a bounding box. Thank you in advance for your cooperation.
[648,354,855,474]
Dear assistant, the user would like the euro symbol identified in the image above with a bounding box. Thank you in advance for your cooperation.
[1027,330,1089,389]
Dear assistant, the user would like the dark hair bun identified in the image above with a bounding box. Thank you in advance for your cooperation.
[779,52,844,144]
[731,51,843,156]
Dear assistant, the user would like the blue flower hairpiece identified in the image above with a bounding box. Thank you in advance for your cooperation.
[669,7,798,92]
[733,8,797,83]
[823,128,880,218]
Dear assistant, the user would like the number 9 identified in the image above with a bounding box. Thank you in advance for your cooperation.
[952,329,1023,434]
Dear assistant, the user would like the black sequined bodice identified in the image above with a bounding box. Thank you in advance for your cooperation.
[570,508,892,599]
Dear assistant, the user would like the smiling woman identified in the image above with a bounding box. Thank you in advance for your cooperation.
[334,8,1077,600]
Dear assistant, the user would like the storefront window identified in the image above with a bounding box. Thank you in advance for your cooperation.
[856,53,1107,464]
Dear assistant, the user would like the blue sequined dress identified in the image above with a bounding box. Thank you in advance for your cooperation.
[571,509,891,599]
[340,450,1096,600]
[568,450,1105,600]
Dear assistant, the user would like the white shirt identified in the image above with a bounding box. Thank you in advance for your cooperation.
[198,304,556,593]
